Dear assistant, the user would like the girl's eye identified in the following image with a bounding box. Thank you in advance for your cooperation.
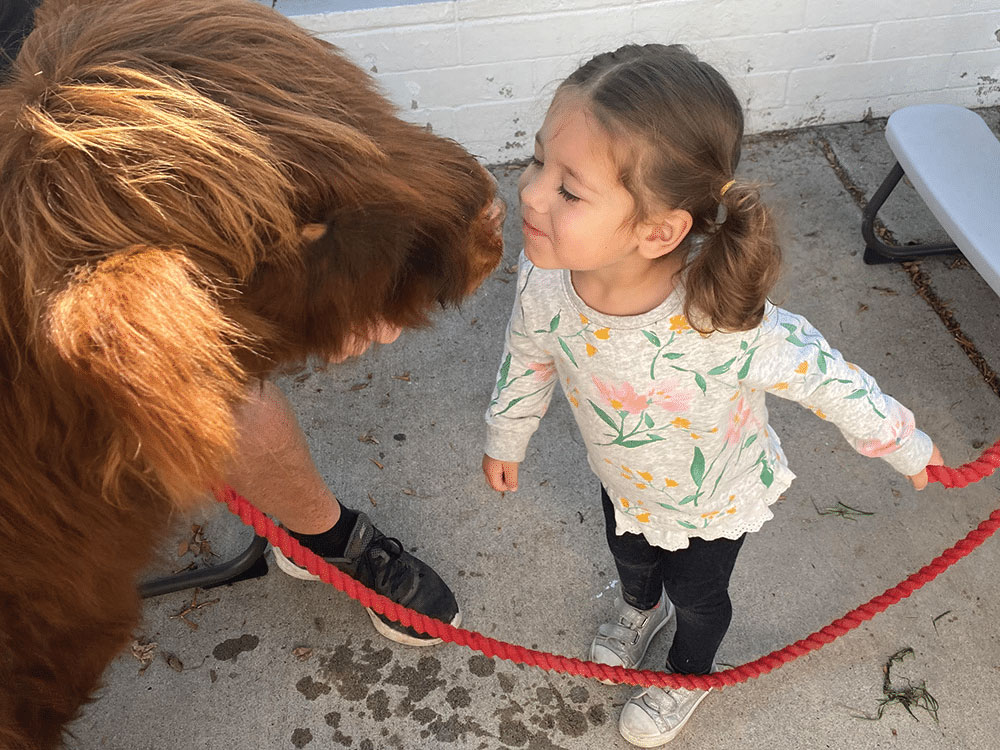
[558,185,580,202]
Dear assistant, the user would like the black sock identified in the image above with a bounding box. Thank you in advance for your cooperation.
[288,505,359,558]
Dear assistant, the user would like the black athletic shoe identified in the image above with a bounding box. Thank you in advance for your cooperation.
[273,512,461,646]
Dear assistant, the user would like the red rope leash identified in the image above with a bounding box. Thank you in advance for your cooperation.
[217,438,1000,691]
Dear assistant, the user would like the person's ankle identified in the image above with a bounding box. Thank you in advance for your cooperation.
[288,505,359,557]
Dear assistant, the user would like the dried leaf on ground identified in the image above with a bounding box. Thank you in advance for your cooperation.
[130,640,158,674]
[170,590,221,631]
[163,652,184,672]
[292,647,313,661]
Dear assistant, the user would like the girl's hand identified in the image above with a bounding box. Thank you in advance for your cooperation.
[908,443,943,490]
[482,454,520,492]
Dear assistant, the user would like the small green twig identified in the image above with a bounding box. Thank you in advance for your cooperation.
[932,610,953,633]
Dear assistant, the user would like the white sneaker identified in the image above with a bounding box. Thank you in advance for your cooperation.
[618,667,716,747]
[589,591,673,683]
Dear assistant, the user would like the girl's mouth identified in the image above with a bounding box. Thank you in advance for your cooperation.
[523,219,547,238]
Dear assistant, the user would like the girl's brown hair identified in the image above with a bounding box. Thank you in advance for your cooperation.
[558,43,781,333]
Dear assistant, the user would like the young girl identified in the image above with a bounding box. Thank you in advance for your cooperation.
[481,44,941,747]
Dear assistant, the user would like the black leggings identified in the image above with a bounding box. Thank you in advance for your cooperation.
[601,486,745,676]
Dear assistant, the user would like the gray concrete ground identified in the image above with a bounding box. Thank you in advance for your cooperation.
[71,110,1000,750]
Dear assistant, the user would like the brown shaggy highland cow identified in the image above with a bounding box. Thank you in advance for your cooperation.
[0,1,503,747]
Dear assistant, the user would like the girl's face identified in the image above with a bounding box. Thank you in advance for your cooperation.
[518,97,641,272]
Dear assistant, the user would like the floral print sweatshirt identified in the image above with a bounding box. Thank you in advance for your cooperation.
[485,252,933,551]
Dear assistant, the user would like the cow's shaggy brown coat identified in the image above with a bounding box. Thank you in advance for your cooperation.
[0,2,503,747]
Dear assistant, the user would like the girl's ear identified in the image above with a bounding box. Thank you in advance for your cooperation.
[638,208,693,259]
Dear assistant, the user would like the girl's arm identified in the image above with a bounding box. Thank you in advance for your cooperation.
[745,305,935,478]
[483,253,558,473]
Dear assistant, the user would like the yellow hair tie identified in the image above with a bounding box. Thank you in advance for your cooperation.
[720,179,735,197]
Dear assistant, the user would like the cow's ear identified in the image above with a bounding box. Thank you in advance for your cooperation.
[46,248,251,507]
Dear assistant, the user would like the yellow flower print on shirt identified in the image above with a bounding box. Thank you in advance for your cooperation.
[547,313,611,367]
[668,315,691,332]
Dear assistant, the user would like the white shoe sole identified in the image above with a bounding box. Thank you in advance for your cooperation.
[272,546,462,647]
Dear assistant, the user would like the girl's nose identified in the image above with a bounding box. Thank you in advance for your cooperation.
[518,168,545,213]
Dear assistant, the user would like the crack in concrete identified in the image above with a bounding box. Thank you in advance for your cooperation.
[814,133,1000,400]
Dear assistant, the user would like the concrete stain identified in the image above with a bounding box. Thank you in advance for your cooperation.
[497,672,515,693]
[421,713,490,743]
[303,642,605,747]
[295,675,331,701]
[211,633,259,661]
[290,727,312,747]
[491,677,607,748]
[446,685,472,709]
[586,704,607,726]
[411,706,438,725]
[384,655,445,703]
[366,688,391,721]
[534,686,589,737]
[467,654,495,677]
[317,638,393,701]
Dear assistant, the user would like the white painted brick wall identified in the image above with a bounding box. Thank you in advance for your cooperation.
[261,0,1000,164]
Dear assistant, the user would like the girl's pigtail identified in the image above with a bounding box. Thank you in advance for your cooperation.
[683,181,782,334]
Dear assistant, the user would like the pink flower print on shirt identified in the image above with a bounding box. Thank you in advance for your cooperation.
[592,375,649,415]
[529,362,556,382]
[724,396,757,446]
[857,411,915,457]
[647,377,693,413]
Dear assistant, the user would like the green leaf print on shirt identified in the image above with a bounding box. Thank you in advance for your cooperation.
[754,450,775,487]
[535,312,561,334]
[781,320,888,418]
[490,353,553,416]
[588,375,695,449]
[690,446,705,485]
[643,321,760,394]
[588,399,665,449]
[534,311,615,370]
[558,338,578,368]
